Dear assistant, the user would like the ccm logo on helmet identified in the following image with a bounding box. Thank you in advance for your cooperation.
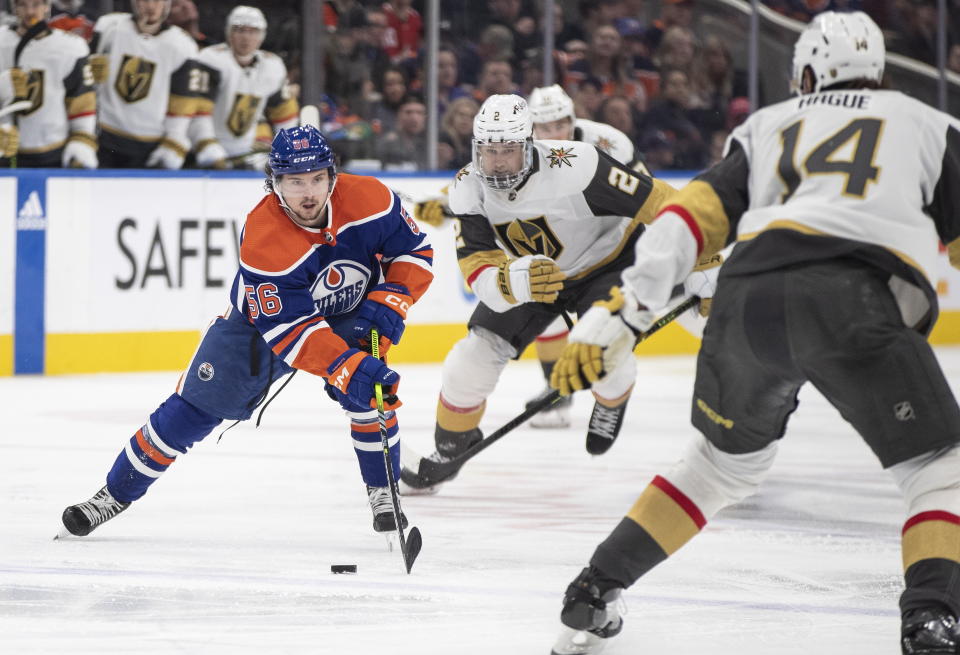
[292,155,316,163]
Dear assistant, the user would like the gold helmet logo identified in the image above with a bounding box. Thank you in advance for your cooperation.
[494,216,564,259]
[227,93,262,137]
[115,55,156,103]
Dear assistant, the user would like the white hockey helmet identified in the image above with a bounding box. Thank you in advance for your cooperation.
[472,94,535,191]
[791,11,885,95]
[528,84,576,127]
[227,5,267,33]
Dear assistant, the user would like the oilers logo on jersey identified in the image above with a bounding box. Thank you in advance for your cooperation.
[311,260,371,316]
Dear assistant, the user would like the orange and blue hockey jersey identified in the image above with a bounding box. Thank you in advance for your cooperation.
[230,174,433,379]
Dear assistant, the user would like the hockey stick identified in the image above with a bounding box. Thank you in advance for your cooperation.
[401,295,701,489]
[371,328,422,573]
[0,100,31,120]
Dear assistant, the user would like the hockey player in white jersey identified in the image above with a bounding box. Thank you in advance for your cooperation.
[401,93,684,493]
[547,12,960,655]
[516,83,655,427]
[0,0,96,167]
[411,84,660,430]
[528,84,649,176]
[190,6,299,170]
[90,0,199,168]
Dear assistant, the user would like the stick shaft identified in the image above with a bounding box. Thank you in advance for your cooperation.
[370,329,413,572]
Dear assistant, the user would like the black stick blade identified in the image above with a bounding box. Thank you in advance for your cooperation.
[403,527,423,574]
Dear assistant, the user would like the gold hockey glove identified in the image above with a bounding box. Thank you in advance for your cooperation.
[413,199,448,227]
[0,124,19,158]
[550,286,643,396]
[88,55,109,84]
[9,68,27,99]
[497,255,566,305]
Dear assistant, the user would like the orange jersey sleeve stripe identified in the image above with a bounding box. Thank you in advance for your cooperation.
[289,327,350,377]
[385,261,434,301]
[272,315,326,356]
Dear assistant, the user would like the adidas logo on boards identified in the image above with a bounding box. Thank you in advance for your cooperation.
[17,190,46,230]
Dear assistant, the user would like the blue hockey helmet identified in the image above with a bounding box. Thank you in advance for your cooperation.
[268,125,336,178]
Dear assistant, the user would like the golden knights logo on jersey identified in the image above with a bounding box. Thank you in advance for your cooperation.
[547,146,577,168]
[594,136,614,154]
[227,93,262,137]
[115,55,156,103]
[494,216,564,259]
[18,70,44,116]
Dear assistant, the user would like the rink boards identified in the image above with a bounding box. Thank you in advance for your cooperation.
[1,169,958,375]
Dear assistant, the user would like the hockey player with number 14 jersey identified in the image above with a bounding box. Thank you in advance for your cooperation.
[548,12,960,655]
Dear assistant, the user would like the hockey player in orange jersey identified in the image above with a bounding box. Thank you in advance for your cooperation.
[58,125,434,540]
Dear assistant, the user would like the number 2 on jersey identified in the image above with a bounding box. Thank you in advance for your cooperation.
[777,117,883,202]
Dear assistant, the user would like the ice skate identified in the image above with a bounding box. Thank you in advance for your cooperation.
[551,566,626,655]
[367,485,407,534]
[526,386,573,429]
[585,398,629,455]
[902,607,960,654]
[400,426,483,492]
[58,485,131,538]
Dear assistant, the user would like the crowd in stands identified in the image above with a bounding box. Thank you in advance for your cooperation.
[1,0,957,172]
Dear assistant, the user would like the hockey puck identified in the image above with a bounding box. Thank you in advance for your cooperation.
[330,564,358,574]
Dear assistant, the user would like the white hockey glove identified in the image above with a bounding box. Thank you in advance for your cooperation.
[62,134,98,168]
[497,255,566,305]
[145,140,186,169]
[241,150,269,172]
[0,124,18,158]
[550,286,653,396]
[683,251,723,317]
[195,140,229,169]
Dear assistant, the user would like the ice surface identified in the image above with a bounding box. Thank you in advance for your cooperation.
[3,349,959,654]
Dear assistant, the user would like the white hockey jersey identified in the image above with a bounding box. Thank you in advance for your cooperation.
[193,44,298,157]
[0,24,94,152]
[92,13,198,143]
[646,89,960,331]
[449,140,673,307]
[574,118,637,169]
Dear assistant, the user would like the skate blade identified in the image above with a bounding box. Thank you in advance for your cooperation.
[384,532,396,552]
[550,625,608,655]
[53,526,74,540]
